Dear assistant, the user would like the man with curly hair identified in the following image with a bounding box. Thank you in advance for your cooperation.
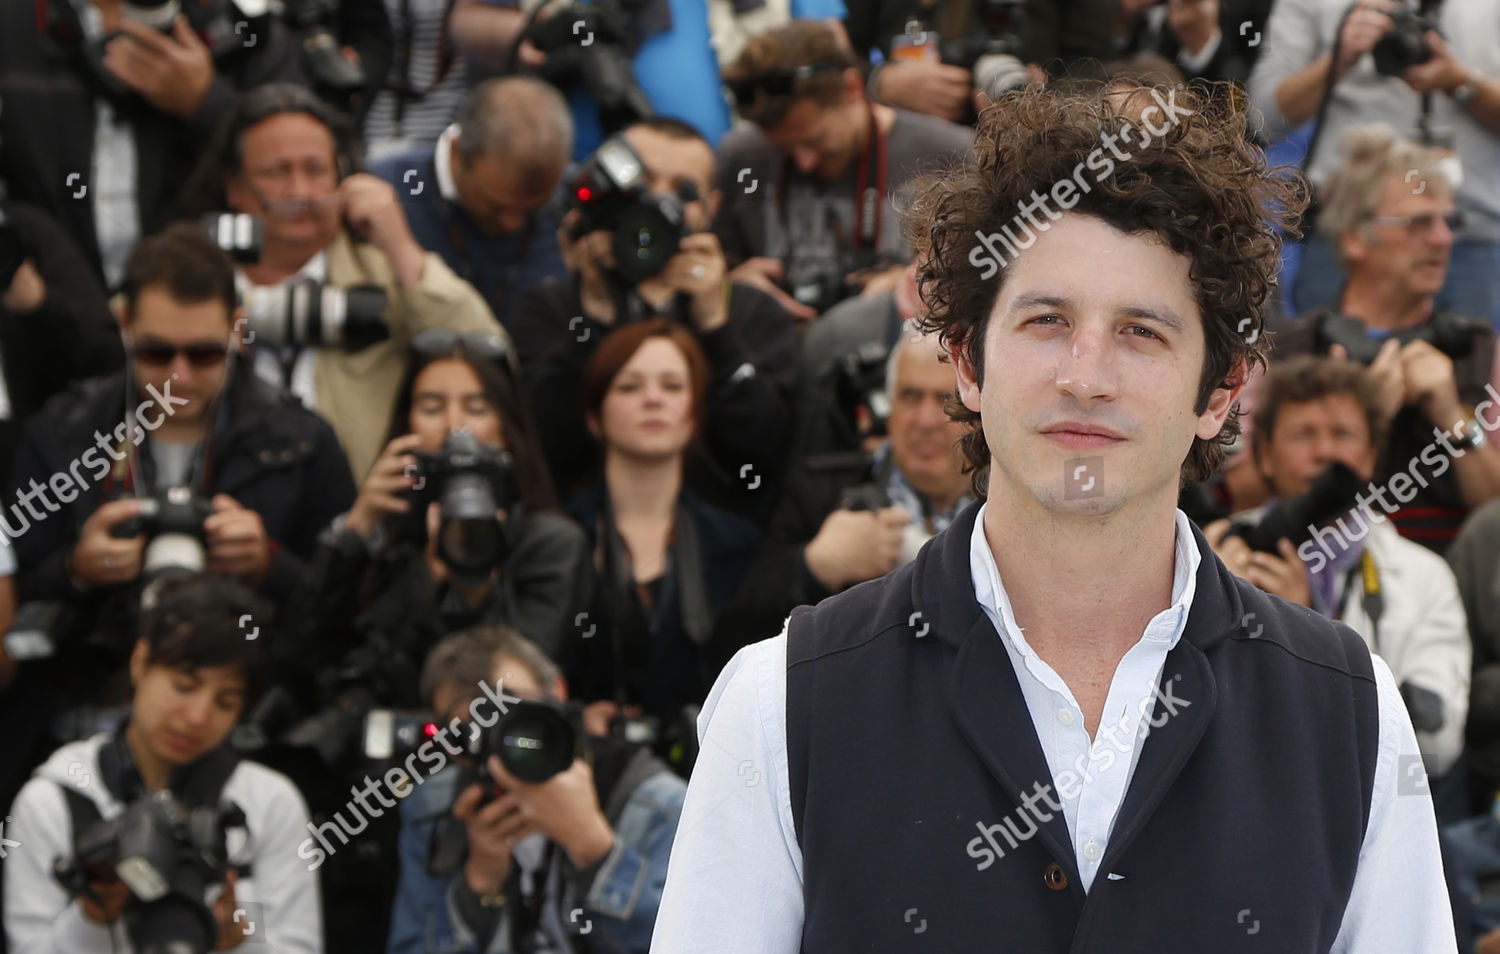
[648,83,1455,952]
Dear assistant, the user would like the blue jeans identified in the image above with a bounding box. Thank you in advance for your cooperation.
[1290,232,1500,330]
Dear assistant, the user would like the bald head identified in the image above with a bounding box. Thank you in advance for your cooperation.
[449,78,574,235]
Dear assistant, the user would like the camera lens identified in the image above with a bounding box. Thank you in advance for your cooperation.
[120,0,180,30]
[437,474,504,581]
[493,702,576,783]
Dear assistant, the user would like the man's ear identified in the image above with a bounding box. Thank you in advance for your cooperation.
[707,188,722,222]
[1196,355,1248,442]
[114,298,130,331]
[949,336,983,414]
[842,67,865,104]
[129,638,150,688]
[230,306,247,354]
[1340,226,1369,272]
[585,411,602,441]
[552,674,568,702]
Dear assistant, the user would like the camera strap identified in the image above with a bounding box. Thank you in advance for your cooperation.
[1339,548,1385,653]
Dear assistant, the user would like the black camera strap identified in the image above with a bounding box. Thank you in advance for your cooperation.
[1339,548,1385,654]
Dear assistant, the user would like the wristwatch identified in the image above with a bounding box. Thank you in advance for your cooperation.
[1455,418,1487,452]
[1450,71,1481,105]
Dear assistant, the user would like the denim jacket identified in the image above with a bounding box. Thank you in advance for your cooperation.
[386,747,686,954]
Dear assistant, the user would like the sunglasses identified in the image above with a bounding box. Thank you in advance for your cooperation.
[410,329,511,364]
[131,339,231,368]
[728,61,847,108]
[1368,210,1465,236]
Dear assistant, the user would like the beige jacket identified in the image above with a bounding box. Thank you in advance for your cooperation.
[318,230,508,481]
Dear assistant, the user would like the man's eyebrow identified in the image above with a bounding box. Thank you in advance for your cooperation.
[1007,294,1187,332]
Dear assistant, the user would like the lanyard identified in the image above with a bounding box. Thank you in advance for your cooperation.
[1339,549,1384,651]
[777,95,888,252]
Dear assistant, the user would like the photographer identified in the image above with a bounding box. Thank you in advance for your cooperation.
[183,82,508,484]
[4,224,355,718]
[304,331,591,702]
[510,118,798,517]
[1270,125,1500,552]
[1247,0,1500,322]
[368,78,573,329]
[725,325,972,646]
[716,21,972,321]
[1204,357,1470,805]
[567,321,761,727]
[387,623,684,954]
[3,574,321,953]
[0,201,127,480]
[0,0,304,289]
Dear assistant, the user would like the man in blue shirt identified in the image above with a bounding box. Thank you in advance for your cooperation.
[370,78,573,329]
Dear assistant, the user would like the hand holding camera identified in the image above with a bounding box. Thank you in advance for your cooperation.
[1334,0,1402,83]
[103,15,214,121]
[339,174,426,290]
[1204,519,1313,607]
[1329,336,1462,426]
[803,505,910,591]
[875,60,973,122]
[346,434,426,539]
[78,876,131,925]
[204,494,272,585]
[1399,30,1473,95]
[71,498,149,588]
[486,753,614,869]
[727,258,818,323]
[657,232,729,333]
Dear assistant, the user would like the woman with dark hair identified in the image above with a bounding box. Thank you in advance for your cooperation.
[307,331,591,706]
[568,319,762,737]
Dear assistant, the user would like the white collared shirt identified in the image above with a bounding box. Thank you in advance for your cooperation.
[244,251,329,408]
[648,503,1456,952]
[433,123,460,203]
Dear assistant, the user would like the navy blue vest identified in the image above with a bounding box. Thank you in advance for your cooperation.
[786,501,1379,952]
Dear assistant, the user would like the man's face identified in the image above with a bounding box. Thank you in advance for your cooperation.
[451,146,562,237]
[126,287,234,426]
[621,126,717,232]
[1256,395,1378,499]
[952,213,1240,518]
[224,113,342,256]
[432,655,562,724]
[129,640,247,769]
[762,96,863,183]
[887,339,967,503]
[1344,173,1455,299]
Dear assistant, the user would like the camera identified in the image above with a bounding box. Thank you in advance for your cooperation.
[830,341,894,440]
[200,212,263,265]
[273,0,367,101]
[111,487,217,584]
[0,209,28,290]
[1225,461,1365,553]
[526,0,652,136]
[366,698,581,784]
[407,430,517,585]
[54,790,246,954]
[241,278,390,350]
[121,0,182,30]
[792,271,859,315]
[1372,7,1437,76]
[609,704,700,779]
[567,135,691,287]
[1315,308,1481,365]
[940,0,1029,106]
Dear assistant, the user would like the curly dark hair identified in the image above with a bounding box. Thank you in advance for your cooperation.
[905,81,1308,496]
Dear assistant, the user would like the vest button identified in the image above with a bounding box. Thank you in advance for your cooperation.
[1044,862,1069,891]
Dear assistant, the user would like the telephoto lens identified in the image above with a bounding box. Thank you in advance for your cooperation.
[242,278,390,349]
[200,213,262,265]
[489,700,579,783]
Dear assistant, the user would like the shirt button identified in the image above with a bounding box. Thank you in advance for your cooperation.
[1084,840,1101,862]
[1056,709,1075,726]
[1043,862,1069,891]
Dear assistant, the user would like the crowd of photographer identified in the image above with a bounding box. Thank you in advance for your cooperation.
[0,0,1498,950]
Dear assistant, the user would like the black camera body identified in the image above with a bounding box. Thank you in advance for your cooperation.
[830,341,894,440]
[366,698,581,785]
[1226,461,1365,553]
[1372,7,1437,76]
[408,431,517,585]
[277,0,367,97]
[241,277,390,350]
[527,0,653,135]
[1315,309,1480,366]
[55,790,245,954]
[792,271,860,315]
[567,135,690,288]
[111,487,217,582]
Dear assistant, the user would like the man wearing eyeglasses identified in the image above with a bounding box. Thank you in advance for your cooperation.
[2,223,355,736]
[715,21,972,322]
[1266,124,1500,554]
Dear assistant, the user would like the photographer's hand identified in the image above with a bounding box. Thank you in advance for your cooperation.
[803,506,909,591]
[71,498,147,587]
[1401,31,1472,95]
[205,495,271,585]
[1206,520,1311,606]
[728,258,818,323]
[78,877,130,925]
[346,434,424,540]
[2,260,46,314]
[874,61,972,121]
[1399,339,1464,427]
[660,233,729,333]
[1331,339,1405,424]
[340,174,427,290]
[559,212,619,325]
[453,780,536,896]
[1333,1,1401,83]
[211,869,253,951]
[103,16,214,122]
[488,755,615,870]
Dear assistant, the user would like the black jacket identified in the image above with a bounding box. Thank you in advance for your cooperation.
[0,0,304,283]
[6,361,355,676]
[510,277,799,522]
[0,200,125,478]
[787,499,1379,951]
[301,503,594,704]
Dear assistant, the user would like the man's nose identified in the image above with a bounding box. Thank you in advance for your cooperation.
[182,693,213,727]
[791,147,820,175]
[1054,325,1120,402]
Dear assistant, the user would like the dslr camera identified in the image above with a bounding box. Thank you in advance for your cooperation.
[525,0,653,135]
[566,135,692,288]
[240,278,390,350]
[1315,309,1481,366]
[406,430,517,585]
[111,487,217,587]
[54,790,246,954]
[939,0,1030,106]
[1372,6,1438,76]
[368,698,582,784]
[273,0,367,104]
[1224,461,1364,553]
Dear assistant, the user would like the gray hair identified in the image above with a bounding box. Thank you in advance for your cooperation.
[453,77,574,188]
[1318,123,1453,271]
[419,623,563,707]
[885,319,945,399]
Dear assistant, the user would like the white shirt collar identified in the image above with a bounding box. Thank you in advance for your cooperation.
[433,123,460,203]
[968,501,1201,657]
